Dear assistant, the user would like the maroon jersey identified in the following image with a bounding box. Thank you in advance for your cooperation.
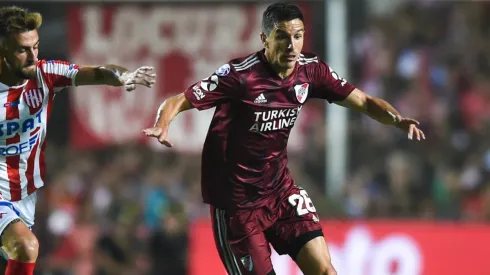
[184,49,355,211]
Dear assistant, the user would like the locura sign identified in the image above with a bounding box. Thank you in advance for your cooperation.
[67,3,313,152]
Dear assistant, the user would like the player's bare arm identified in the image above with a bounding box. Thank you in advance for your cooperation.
[143,93,194,147]
[74,64,156,91]
[336,88,425,140]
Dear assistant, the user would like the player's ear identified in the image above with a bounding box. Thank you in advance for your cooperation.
[260,32,268,48]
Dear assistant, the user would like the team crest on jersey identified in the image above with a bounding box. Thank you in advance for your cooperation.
[23,88,44,109]
[215,64,230,76]
[294,83,309,103]
[240,255,253,271]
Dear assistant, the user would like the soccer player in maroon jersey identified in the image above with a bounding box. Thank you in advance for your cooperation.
[145,3,425,275]
[0,6,155,275]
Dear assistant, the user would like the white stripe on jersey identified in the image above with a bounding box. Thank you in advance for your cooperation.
[298,57,318,65]
[18,84,30,199]
[42,62,78,87]
[299,57,318,62]
[33,73,50,190]
[233,57,259,71]
[235,60,260,71]
[299,54,319,64]
[232,53,257,68]
[0,89,9,200]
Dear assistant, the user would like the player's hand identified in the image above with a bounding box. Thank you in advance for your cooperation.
[142,126,173,147]
[394,115,426,141]
[120,66,156,92]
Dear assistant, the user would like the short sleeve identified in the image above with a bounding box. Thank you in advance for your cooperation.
[309,60,356,103]
[38,60,80,92]
[183,63,242,110]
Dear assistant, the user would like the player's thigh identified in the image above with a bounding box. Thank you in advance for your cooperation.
[267,186,323,256]
[295,236,336,275]
[210,206,275,275]
[267,186,334,274]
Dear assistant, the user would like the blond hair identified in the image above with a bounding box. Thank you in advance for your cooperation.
[0,6,42,42]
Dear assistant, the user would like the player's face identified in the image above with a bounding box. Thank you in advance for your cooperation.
[1,30,39,79]
[263,19,304,71]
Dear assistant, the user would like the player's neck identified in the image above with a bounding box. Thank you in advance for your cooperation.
[0,63,26,87]
[264,51,294,79]
[272,66,294,79]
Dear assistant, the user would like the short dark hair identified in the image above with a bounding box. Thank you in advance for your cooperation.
[262,3,304,35]
[0,6,42,43]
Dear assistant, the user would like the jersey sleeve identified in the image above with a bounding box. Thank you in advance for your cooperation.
[308,60,356,103]
[183,63,242,110]
[38,60,80,92]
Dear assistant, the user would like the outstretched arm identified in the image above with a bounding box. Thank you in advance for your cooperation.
[75,64,156,91]
[336,88,425,140]
[143,62,242,147]
[143,93,194,147]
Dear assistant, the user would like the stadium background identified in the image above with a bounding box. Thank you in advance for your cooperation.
[4,0,490,274]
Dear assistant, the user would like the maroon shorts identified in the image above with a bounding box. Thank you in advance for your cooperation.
[210,185,323,275]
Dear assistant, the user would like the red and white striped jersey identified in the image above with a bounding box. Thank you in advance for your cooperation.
[0,60,79,201]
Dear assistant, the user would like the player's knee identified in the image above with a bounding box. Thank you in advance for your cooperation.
[8,235,39,262]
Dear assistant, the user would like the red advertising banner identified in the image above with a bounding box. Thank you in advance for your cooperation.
[66,4,314,152]
[189,220,490,275]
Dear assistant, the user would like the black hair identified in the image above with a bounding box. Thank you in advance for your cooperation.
[262,2,304,36]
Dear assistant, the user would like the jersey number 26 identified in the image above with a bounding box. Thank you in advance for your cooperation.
[288,189,317,216]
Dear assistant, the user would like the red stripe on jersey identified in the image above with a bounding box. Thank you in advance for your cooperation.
[6,88,22,201]
[39,90,55,183]
[30,127,40,136]
[26,127,41,195]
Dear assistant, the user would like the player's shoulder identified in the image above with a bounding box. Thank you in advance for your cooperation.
[37,59,78,71]
[37,59,59,69]
[228,51,262,74]
[297,51,324,67]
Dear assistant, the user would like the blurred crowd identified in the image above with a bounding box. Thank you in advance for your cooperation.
[343,2,490,220]
[13,1,490,274]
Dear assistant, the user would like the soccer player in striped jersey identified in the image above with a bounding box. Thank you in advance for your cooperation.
[145,3,424,275]
[0,6,155,275]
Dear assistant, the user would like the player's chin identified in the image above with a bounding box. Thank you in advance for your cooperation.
[279,60,296,69]
[20,67,36,79]
[285,61,296,69]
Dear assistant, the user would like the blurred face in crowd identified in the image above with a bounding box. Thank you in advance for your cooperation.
[261,19,305,75]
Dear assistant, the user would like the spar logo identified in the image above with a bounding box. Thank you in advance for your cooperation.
[0,111,43,138]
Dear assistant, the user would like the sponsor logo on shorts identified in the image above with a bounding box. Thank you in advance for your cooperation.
[240,255,253,272]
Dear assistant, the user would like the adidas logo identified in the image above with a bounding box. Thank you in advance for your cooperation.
[254,93,267,104]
